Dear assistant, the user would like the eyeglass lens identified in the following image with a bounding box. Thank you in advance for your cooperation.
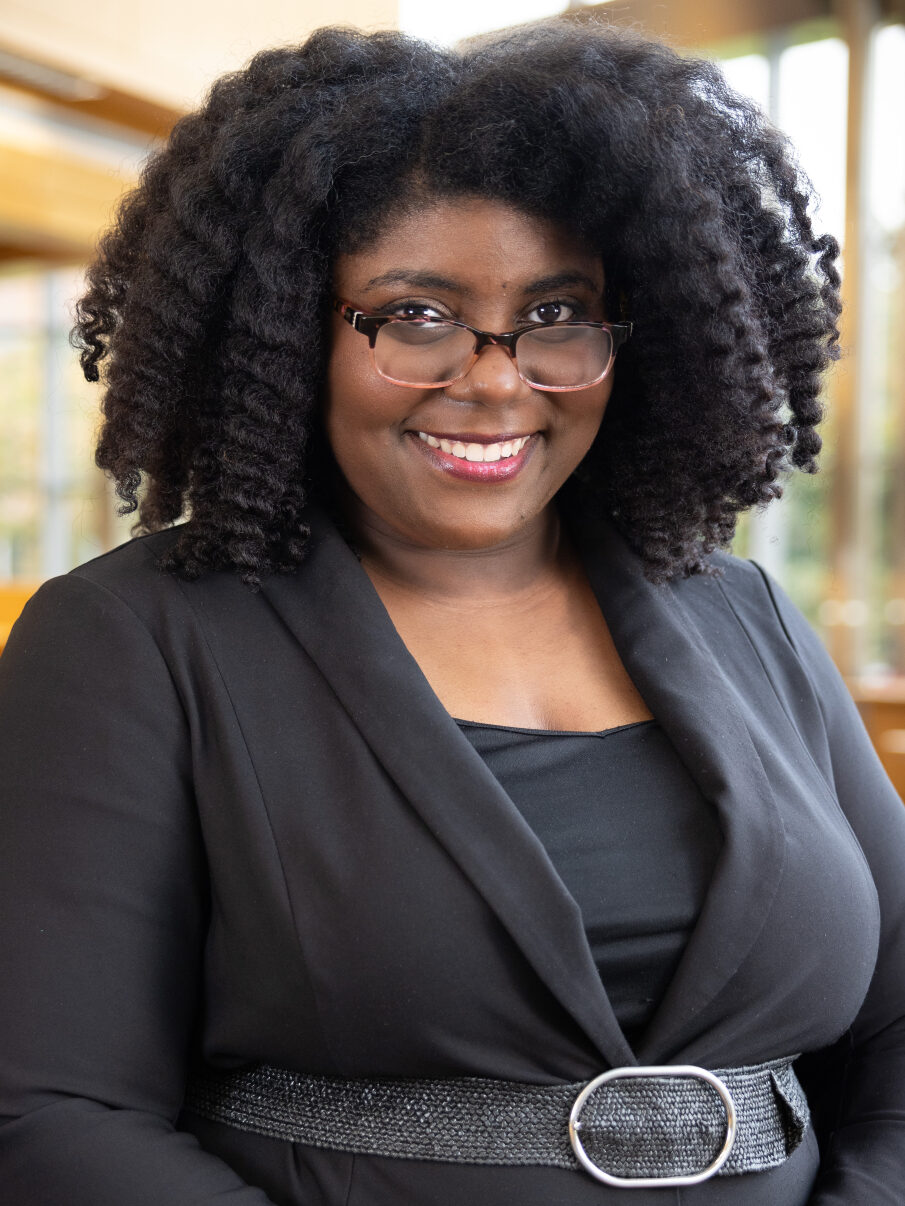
[375,320,614,388]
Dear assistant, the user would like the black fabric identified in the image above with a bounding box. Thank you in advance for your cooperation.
[0,504,902,1205]
[455,718,722,1044]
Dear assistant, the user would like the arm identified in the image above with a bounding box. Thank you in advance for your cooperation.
[0,574,276,1205]
[753,564,905,1204]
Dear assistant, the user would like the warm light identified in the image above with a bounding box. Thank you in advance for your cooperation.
[398,0,565,48]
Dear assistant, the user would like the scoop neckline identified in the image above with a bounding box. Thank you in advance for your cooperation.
[453,717,658,738]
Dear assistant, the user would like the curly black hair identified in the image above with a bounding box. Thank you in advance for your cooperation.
[72,19,841,586]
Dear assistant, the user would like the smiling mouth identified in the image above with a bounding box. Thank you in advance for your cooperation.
[407,429,537,483]
[415,432,532,463]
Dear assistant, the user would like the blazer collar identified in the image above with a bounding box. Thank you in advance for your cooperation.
[262,506,785,1068]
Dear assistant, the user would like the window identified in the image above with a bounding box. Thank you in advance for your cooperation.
[723,22,905,678]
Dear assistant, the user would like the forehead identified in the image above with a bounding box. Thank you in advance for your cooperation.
[333,197,605,297]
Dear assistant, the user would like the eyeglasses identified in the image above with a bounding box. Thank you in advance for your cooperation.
[333,298,632,391]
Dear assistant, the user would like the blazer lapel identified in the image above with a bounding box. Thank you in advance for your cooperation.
[571,513,787,1063]
[262,508,635,1069]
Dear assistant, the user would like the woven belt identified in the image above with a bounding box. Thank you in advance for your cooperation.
[184,1056,809,1189]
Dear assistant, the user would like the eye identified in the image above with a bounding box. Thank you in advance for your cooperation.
[526,300,577,324]
[386,301,447,321]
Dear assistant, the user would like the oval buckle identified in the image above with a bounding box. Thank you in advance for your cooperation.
[568,1065,737,1189]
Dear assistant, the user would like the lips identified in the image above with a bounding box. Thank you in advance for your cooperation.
[407,430,536,482]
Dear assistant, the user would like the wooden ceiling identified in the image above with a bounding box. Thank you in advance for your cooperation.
[564,0,904,47]
[0,41,177,261]
[1,0,902,261]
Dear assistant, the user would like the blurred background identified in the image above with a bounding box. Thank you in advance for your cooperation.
[0,0,903,791]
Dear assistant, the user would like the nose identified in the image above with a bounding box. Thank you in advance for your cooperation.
[447,343,530,403]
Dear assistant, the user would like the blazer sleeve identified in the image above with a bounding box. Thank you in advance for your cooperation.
[751,564,905,1204]
[0,574,277,1205]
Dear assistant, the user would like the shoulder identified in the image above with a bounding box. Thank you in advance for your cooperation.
[27,527,312,675]
[687,549,862,753]
[10,530,187,646]
[671,546,805,650]
[67,528,183,604]
[665,546,796,649]
[697,548,814,663]
[13,528,257,673]
[690,546,775,601]
[6,530,273,707]
[37,526,264,634]
[670,548,836,721]
[2,533,195,707]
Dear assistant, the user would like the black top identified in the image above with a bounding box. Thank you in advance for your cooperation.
[456,718,722,1046]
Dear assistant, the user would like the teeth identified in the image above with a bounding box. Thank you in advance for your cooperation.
[418,434,531,462]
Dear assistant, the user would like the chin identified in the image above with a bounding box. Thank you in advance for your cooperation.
[422,514,540,553]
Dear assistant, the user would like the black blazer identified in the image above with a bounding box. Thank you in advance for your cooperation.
[1,507,903,1205]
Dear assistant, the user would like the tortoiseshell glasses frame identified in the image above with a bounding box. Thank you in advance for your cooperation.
[333,298,633,391]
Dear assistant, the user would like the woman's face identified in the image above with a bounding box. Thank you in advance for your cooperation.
[325,197,614,552]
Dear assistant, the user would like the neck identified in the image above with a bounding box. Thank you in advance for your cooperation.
[339,497,568,604]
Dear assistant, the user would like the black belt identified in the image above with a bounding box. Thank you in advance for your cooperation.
[184,1055,809,1189]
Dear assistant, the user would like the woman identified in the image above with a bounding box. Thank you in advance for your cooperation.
[0,19,902,1205]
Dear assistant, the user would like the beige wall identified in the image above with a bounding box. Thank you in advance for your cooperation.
[0,0,399,111]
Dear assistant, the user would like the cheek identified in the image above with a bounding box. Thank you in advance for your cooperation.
[323,351,382,461]
[558,382,612,449]
[324,344,363,426]
[322,349,427,492]
[325,341,406,430]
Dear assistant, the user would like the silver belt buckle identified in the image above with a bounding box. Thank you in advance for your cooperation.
[568,1065,737,1189]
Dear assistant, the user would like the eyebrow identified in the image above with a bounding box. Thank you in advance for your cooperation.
[361,269,603,295]
[526,271,603,295]
[362,271,461,293]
